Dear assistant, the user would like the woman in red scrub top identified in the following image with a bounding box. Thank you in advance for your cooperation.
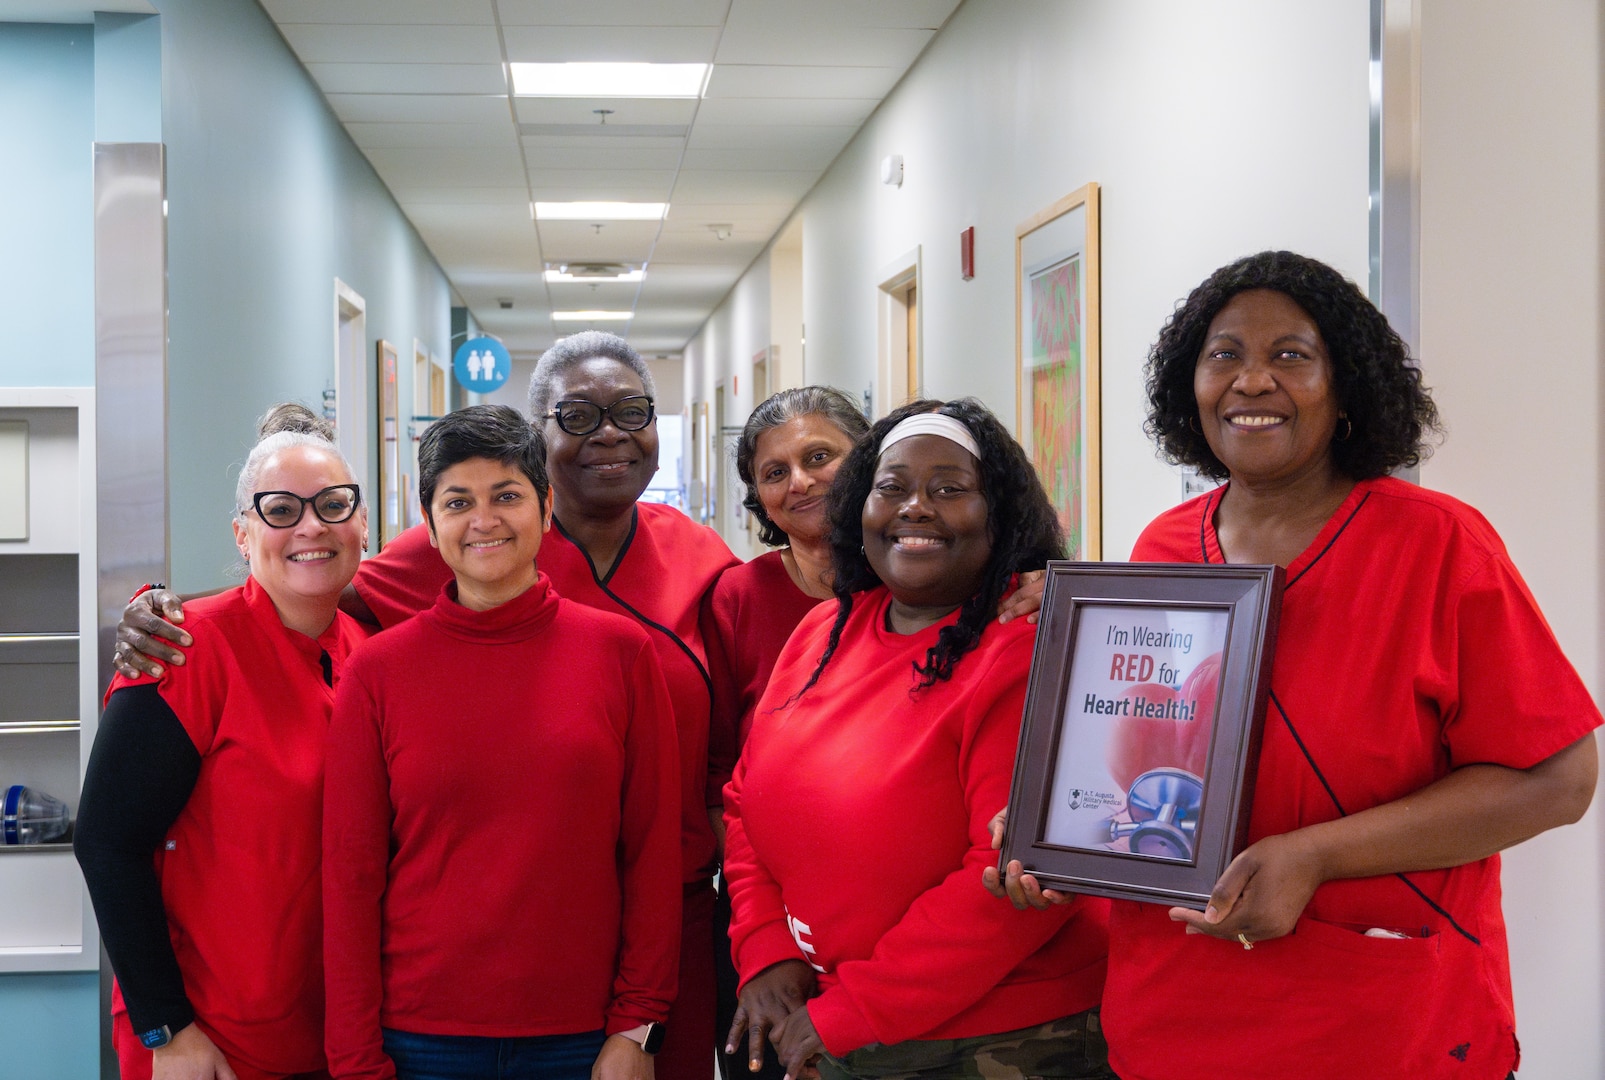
[989,251,1601,1080]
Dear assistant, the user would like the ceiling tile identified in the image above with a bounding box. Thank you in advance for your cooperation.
[538,220,662,258]
[364,146,527,186]
[501,25,719,63]
[278,23,502,64]
[497,0,727,26]
[349,122,512,149]
[705,64,902,100]
[392,186,530,206]
[716,20,934,67]
[305,62,507,95]
[680,146,827,173]
[685,123,856,153]
[260,0,494,24]
[522,133,688,152]
[726,0,959,32]
[514,96,699,126]
[523,145,685,171]
[670,169,818,204]
[327,93,512,124]
[526,170,677,201]
[691,96,877,127]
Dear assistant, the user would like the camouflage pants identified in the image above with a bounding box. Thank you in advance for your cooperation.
[814,1008,1115,1080]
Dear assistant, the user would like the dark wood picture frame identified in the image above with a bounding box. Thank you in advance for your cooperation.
[1001,562,1284,908]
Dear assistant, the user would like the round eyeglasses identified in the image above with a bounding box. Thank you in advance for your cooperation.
[246,484,362,528]
[547,395,655,436]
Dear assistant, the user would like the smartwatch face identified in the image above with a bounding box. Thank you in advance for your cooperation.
[139,1026,173,1049]
[642,1022,666,1055]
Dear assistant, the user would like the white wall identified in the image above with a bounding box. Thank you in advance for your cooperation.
[686,0,1370,560]
[1417,2,1603,1075]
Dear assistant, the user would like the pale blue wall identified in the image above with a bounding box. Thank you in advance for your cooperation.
[0,23,94,388]
[0,972,100,1078]
[156,0,452,587]
[0,24,100,1073]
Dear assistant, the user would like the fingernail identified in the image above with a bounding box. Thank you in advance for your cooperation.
[150,665,163,678]
[1204,904,1219,921]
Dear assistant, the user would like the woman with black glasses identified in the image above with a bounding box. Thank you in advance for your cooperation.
[76,420,370,1080]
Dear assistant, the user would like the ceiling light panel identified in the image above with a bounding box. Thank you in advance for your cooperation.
[553,310,635,321]
[511,62,709,98]
[545,263,645,283]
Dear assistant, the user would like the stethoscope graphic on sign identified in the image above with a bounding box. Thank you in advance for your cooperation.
[1092,767,1204,861]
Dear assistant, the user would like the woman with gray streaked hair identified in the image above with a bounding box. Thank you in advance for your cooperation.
[77,420,369,1080]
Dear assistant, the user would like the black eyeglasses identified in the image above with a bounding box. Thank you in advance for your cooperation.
[547,395,655,436]
[245,484,362,528]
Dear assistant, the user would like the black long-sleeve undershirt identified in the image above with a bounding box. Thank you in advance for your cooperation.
[74,683,202,1038]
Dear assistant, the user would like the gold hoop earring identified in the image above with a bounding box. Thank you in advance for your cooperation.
[1336,417,1353,442]
[1188,416,1202,435]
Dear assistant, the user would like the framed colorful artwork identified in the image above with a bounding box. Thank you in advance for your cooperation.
[1015,183,1101,558]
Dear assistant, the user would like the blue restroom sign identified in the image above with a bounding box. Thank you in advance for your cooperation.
[453,336,511,394]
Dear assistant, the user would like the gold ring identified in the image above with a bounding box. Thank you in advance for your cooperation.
[1238,933,1254,950]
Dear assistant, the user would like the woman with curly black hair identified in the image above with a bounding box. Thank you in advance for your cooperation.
[723,399,1112,1080]
[991,252,1599,1080]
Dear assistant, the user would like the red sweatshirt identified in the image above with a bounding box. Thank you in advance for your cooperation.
[1106,477,1604,1080]
[723,587,1108,1056]
[353,503,738,882]
[703,549,828,801]
[322,576,682,1080]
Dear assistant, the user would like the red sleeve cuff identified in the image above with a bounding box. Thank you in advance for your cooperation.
[807,992,878,1058]
[732,922,807,994]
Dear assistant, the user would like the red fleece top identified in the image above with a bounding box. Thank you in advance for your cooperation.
[107,578,368,1074]
[723,587,1108,1056]
[1105,477,1603,1080]
[322,576,681,1080]
[704,550,829,800]
[353,503,737,882]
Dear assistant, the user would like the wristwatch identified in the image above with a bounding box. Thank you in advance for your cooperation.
[138,1025,174,1049]
[620,1022,666,1054]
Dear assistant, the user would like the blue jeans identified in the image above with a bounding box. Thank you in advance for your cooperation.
[381,1027,605,1080]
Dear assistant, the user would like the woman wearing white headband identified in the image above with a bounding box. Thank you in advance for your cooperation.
[721,399,1112,1080]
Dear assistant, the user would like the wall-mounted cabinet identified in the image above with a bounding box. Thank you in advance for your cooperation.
[0,387,98,972]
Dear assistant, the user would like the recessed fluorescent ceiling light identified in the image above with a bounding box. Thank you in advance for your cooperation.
[546,269,646,283]
[553,310,634,321]
[535,202,667,221]
[511,62,709,98]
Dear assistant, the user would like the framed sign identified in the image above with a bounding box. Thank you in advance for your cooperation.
[1015,183,1100,558]
[1001,562,1283,908]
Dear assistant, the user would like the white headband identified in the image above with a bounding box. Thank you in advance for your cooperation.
[877,412,983,462]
